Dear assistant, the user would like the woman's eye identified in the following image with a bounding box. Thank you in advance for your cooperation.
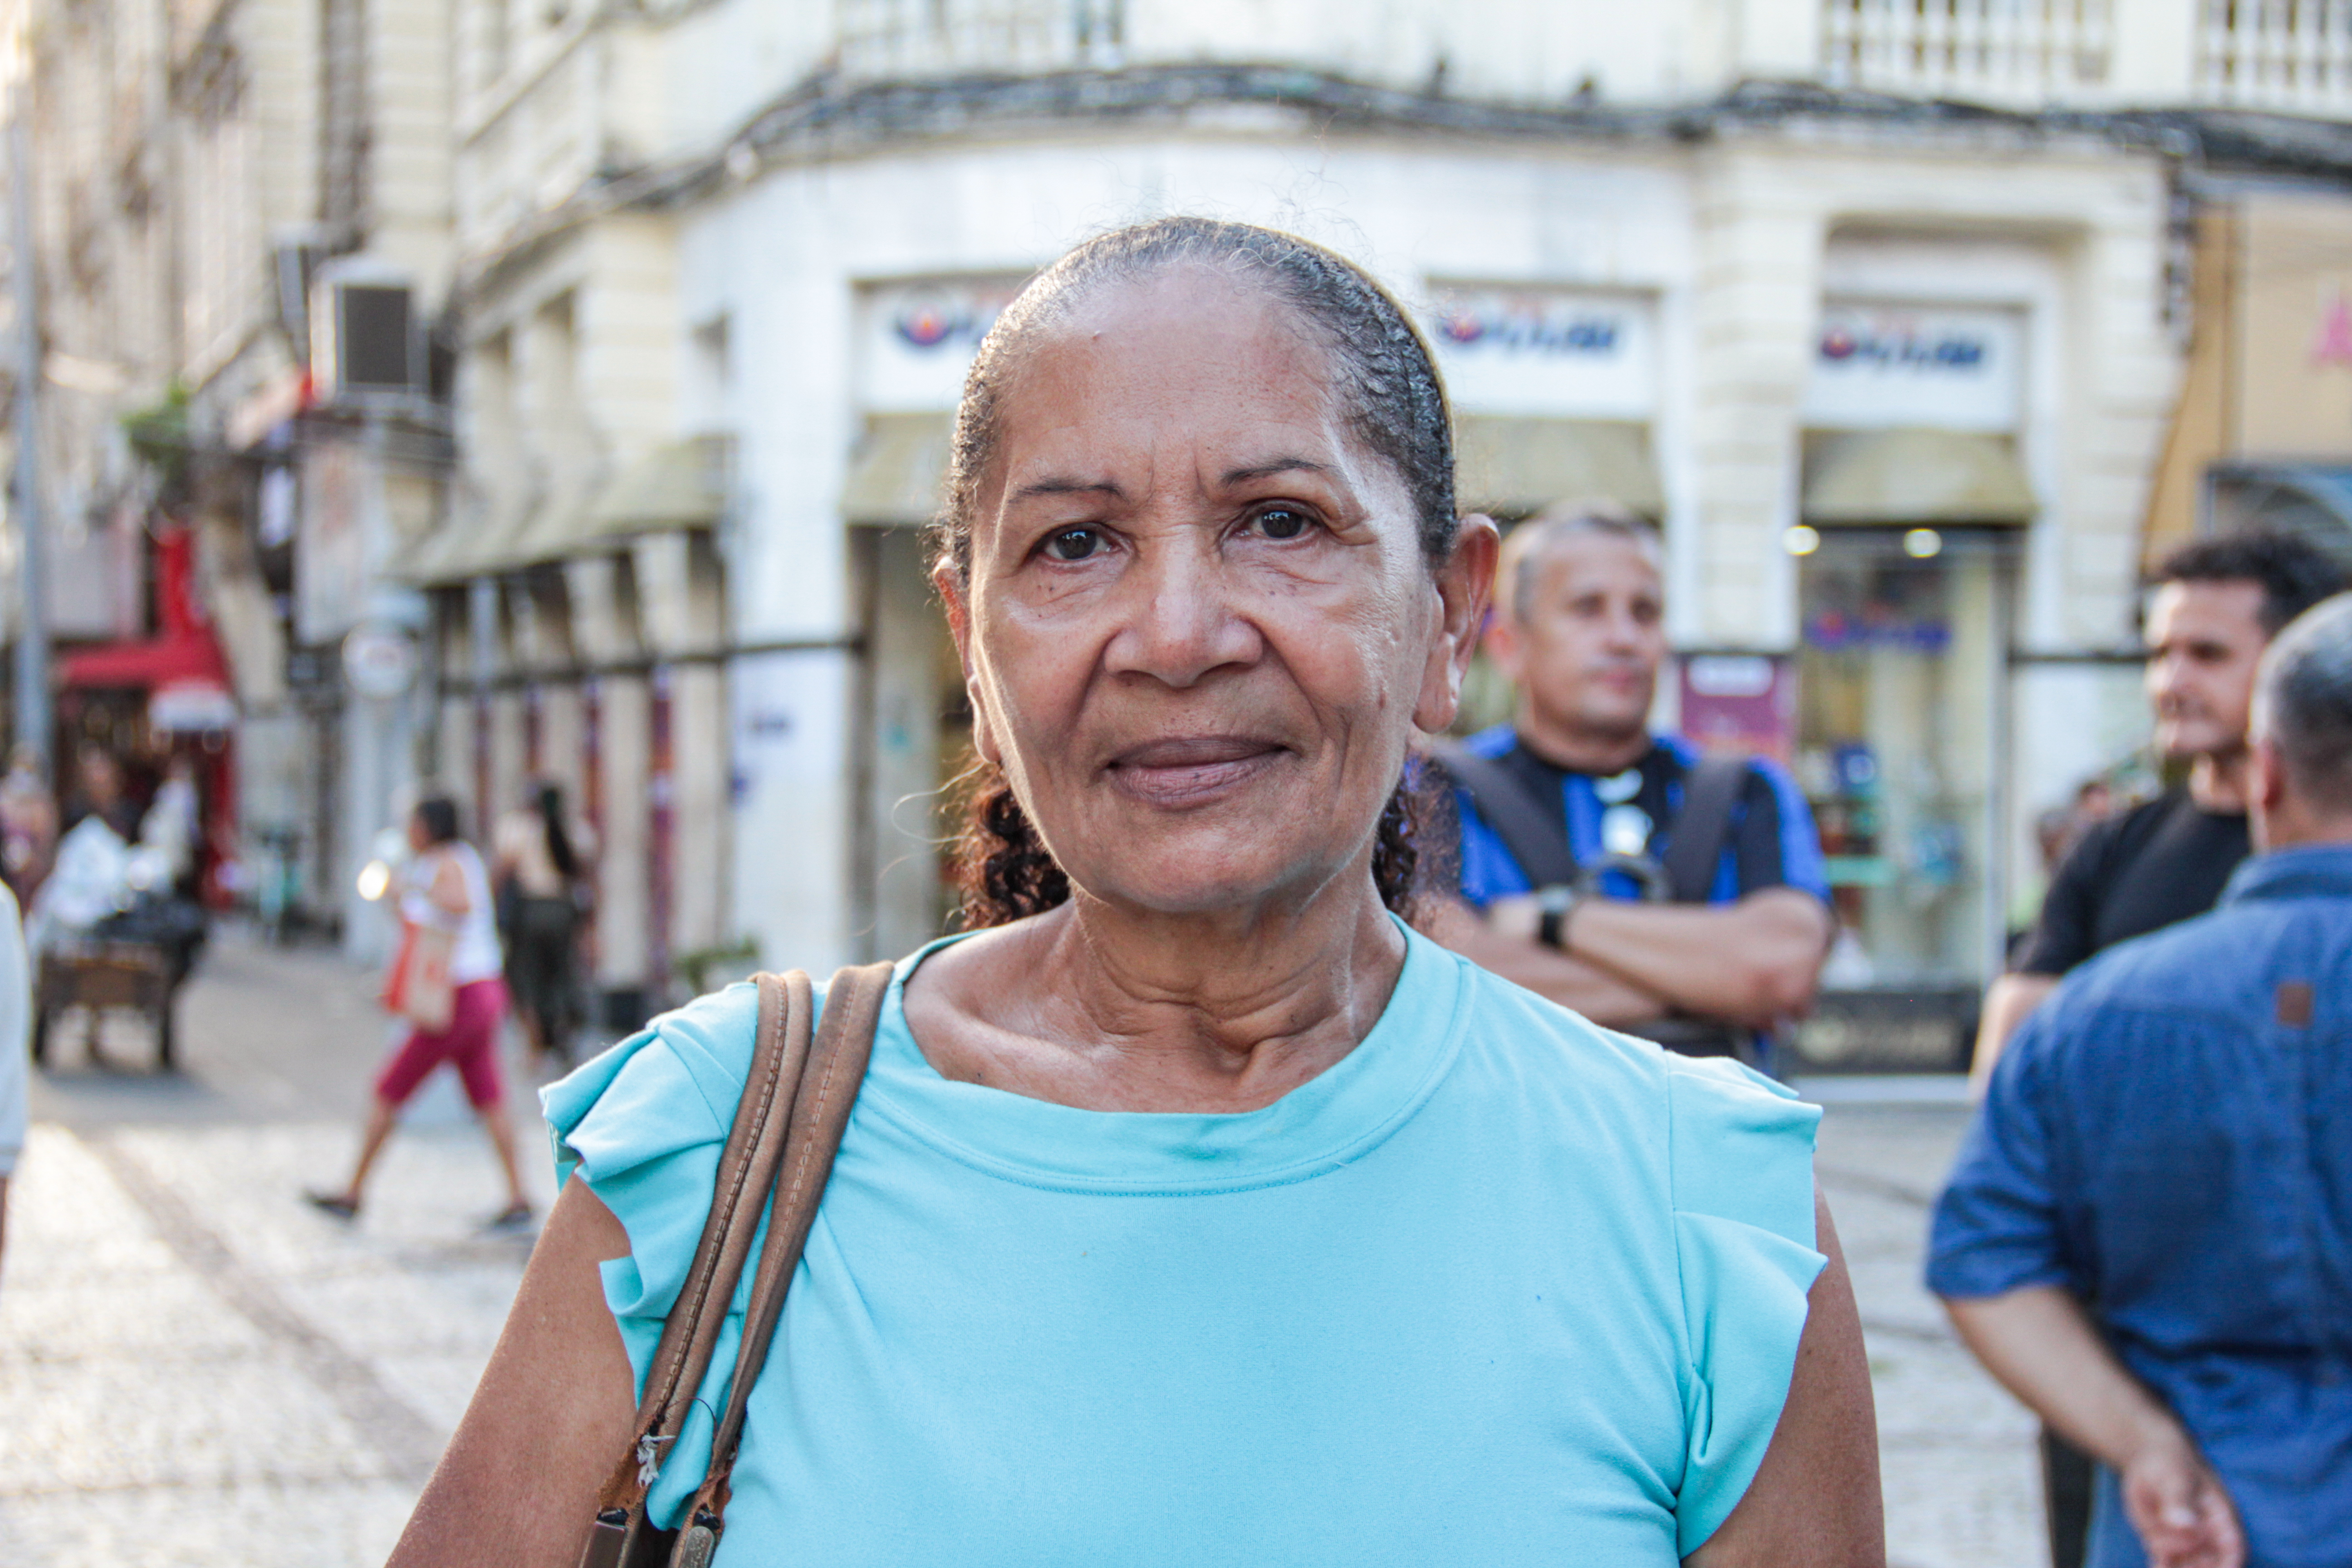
[1041,527,1104,562]
[1253,506,1313,541]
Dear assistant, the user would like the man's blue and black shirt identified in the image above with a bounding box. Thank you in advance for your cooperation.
[1448,724,1829,908]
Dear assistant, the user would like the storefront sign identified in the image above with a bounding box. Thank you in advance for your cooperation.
[1426,287,1656,418]
[342,624,418,699]
[1677,655,1795,764]
[296,441,368,644]
[1803,302,2023,432]
[857,279,1025,411]
[2313,292,2352,367]
[149,679,238,734]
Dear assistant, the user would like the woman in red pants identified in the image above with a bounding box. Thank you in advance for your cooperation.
[309,794,532,1230]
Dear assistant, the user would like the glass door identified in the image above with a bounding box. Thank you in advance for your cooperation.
[1794,527,2015,991]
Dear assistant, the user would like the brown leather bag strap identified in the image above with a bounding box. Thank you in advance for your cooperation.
[589,970,813,1519]
[675,961,895,1547]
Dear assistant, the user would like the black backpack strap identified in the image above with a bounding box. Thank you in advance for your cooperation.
[1427,741,1579,889]
[1660,755,1751,904]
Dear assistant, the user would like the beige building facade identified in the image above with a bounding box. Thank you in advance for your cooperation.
[5,0,459,956]
[401,0,2352,1033]
[18,0,2352,1033]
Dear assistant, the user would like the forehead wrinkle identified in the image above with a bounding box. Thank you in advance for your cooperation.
[1219,457,1336,487]
[1010,476,1127,504]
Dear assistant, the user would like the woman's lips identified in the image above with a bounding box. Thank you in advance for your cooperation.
[1104,736,1287,807]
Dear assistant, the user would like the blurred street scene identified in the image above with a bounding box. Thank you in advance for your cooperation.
[6,0,2352,1023]
[4,0,2352,1562]
[0,929,2033,1568]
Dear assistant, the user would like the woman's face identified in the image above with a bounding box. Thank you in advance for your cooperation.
[407,813,431,854]
[939,267,1492,919]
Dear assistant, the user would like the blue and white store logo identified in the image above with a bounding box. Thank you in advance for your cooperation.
[1817,321,1989,373]
[1803,302,2022,432]
[1435,298,1627,358]
[892,294,1000,352]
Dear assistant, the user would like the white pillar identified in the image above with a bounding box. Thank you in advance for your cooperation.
[2107,0,2200,103]
[1735,0,1824,80]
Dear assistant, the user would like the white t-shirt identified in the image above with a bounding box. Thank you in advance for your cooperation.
[399,842,504,986]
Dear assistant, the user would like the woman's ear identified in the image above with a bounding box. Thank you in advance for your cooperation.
[934,563,975,676]
[935,563,1004,767]
[1414,514,1499,734]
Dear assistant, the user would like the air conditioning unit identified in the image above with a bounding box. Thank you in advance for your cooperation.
[310,257,424,405]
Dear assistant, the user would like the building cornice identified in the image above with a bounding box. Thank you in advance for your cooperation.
[450,64,2352,307]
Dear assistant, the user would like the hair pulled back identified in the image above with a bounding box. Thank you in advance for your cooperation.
[415,794,464,848]
[932,217,1456,930]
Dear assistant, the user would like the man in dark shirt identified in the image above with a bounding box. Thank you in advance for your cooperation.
[1981,530,2345,1081]
[1972,528,2345,1568]
[1930,590,2352,1568]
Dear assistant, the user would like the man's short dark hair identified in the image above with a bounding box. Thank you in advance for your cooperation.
[2256,593,2352,815]
[2154,529,2347,635]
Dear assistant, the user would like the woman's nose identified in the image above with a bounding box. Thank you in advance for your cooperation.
[1102,541,1261,689]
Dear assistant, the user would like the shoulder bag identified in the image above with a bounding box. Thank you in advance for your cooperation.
[382,919,456,1033]
[578,961,897,1568]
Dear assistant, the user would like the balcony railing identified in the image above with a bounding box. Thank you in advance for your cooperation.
[2198,0,2352,110]
[835,0,1124,78]
[1820,0,2114,103]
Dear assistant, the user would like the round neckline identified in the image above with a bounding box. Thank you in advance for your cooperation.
[856,915,1471,1196]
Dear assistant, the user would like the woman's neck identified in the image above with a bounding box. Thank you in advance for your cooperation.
[904,880,1407,1114]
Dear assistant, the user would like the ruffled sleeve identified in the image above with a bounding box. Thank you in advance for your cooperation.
[1665,1055,1827,1556]
[539,981,766,1528]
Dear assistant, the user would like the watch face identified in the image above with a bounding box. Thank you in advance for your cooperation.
[1601,803,1653,857]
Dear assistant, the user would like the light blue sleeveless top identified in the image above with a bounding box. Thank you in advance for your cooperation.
[544,922,1823,1564]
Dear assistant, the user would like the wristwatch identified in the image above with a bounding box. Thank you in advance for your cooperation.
[1534,885,1581,952]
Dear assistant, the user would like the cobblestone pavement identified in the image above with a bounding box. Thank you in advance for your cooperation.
[1816,1094,2043,1568]
[1,932,2043,1566]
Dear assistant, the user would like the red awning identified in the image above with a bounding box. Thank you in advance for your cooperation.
[59,634,229,691]
[57,523,234,695]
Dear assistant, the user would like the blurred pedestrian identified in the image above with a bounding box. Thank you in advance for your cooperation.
[0,881,27,1286]
[491,779,593,1067]
[0,747,59,906]
[29,745,138,958]
[64,743,137,839]
[1420,503,1833,1066]
[308,794,531,1230]
[1980,533,2346,1091]
[139,752,200,895]
[1931,591,2352,1568]
[2035,777,2117,874]
[1969,529,2344,1568]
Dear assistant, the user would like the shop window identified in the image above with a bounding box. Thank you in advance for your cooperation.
[1794,527,2018,996]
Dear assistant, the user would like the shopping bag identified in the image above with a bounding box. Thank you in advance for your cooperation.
[382,919,457,1033]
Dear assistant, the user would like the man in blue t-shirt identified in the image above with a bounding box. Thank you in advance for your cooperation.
[1423,505,1833,1062]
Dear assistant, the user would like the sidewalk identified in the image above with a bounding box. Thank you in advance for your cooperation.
[1815,1097,2042,1567]
[0,1121,547,1567]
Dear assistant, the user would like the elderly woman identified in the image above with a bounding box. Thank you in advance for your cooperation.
[395,219,1879,1566]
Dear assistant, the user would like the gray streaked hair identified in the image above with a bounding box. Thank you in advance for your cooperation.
[2254,591,2352,813]
[1499,500,1660,622]
[931,216,1457,587]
